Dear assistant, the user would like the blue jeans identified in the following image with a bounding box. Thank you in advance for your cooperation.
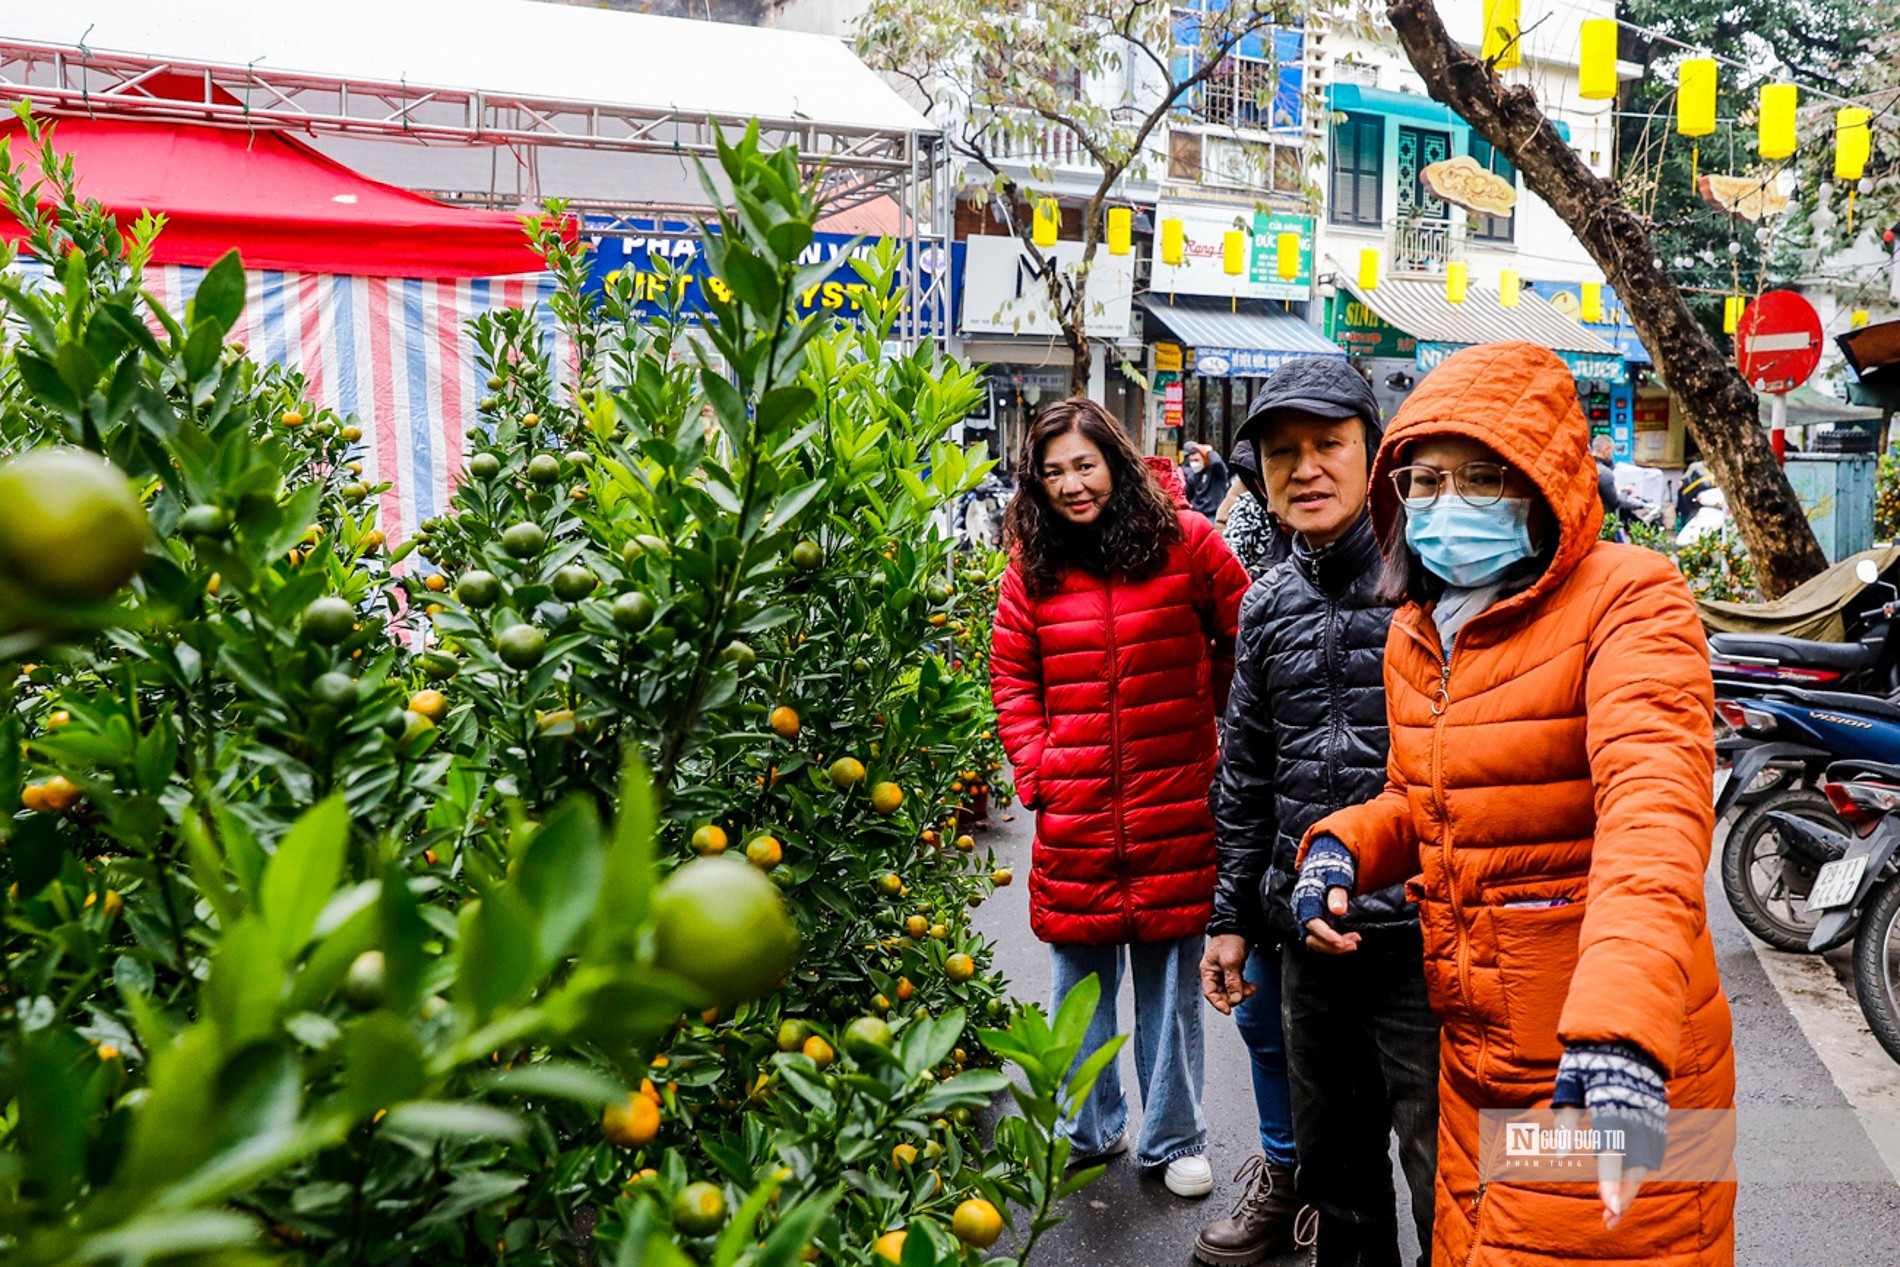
[1231,945,1298,1168]
[1049,935,1208,1168]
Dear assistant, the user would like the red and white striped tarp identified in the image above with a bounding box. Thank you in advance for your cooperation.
[139,264,571,546]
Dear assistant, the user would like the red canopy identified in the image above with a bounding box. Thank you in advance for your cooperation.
[3,114,545,278]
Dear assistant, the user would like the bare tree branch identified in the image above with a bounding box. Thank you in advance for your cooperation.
[1385,0,1826,595]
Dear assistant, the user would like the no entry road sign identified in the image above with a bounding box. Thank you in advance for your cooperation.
[1736,290,1823,395]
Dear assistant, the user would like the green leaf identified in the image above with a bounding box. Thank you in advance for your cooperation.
[260,794,350,963]
[1050,971,1101,1051]
[340,1013,426,1113]
[456,887,538,1023]
[382,1102,528,1144]
[414,1170,530,1228]
[188,249,247,334]
[1061,1034,1126,1120]
[17,1025,96,1207]
[514,797,606,967]
[474,1061,625,1106]
[377,865,430,1015]
[203,916,286,1048]
[67,1210,261,1265]
[593,751,658,956]
[752,1186,838,1267]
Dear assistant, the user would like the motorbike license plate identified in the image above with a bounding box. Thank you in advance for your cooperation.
[1712,766,1732,808]
[1808,856,1868,912]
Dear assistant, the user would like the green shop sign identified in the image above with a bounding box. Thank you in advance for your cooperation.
[1248,211,1315,300]
[1325,294,1415,358]
[1415,341,1627,384]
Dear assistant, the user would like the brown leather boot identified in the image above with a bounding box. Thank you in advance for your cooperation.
[1192,1157,1315,1266]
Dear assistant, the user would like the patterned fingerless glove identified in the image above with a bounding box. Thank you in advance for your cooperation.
[1552,1040,1670,1171]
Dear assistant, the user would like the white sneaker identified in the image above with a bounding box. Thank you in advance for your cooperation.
[1068,1132,1130,1166]
[1164,1154,1215,1198]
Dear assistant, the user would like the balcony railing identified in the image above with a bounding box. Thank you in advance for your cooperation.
[986,109,1091,169]
[1390,217,1466,277]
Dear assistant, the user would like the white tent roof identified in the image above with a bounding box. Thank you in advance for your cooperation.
[0,0,930,134]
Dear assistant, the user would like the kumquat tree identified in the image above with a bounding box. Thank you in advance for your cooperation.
[0,107,1118,1267]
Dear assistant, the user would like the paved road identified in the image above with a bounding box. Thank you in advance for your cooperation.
[966,801,1900,1267]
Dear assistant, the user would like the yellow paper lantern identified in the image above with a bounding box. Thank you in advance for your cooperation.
[1106,207,1132,257]
[1853,309,1871,329]
[1581,282,1604,324]
[1276,232,1299,281]
[1482,0,1521,71]
[1758,84,1797,161]
[1579,20,1618,101]
[1160,219,1185,267]
[1359,248,1380,291]
[1836,107,1872,181]
[1446,261,1468,304]
[1723,296,1745,334]
[1222,230,1245,276]
[1032,198,1059,249]
[1677,60,1717,138]
[1499,269,1521,308]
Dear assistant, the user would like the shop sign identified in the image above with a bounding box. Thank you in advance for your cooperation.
[1415,341,1627,384]
[1162,376,1184,429]
[1527,281,1650,364]
[1193,347,1331,378]
[585,219,958,324]
[1150,201,1314,301]
[1154,342,1184,372]
[1326,295,1415,358]
[959,236,1136,337]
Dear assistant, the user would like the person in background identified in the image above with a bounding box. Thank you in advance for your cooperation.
[991,397,1252,1201]
[1183,441,1230,521]
[1219,441,1291,577]
[1675,460,1713,529]
[1294,342,1735,1267]
[1197,359,1437,1267]
[1591,434,1627,537]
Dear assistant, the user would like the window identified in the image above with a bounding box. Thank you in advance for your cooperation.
[1203,55,1279,131]
[1330,113,1382,226]
[1467,137,1517,242]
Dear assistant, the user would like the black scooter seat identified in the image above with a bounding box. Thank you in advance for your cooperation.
[1709,632,1876,672]
[1756,684,1900,725]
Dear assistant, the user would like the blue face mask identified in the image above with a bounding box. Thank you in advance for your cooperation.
[1404,497,1535,588]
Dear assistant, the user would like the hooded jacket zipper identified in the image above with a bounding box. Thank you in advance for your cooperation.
[1104,572,1132,935]
[1463,1182,1489,1266]
[1429,628,1474,1017]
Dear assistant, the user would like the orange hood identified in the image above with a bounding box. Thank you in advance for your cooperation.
[1370,341,1604,605]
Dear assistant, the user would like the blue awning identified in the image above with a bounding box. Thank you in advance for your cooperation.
[1139,297,1345,378]
[1328,84,1570,142]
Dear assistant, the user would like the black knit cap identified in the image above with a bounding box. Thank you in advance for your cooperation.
[1235,357,1384,452]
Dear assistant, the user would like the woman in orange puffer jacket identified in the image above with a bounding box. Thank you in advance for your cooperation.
[1292,342,1735,1266]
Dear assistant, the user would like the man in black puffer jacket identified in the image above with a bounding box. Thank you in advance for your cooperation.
[1194,359,1438,1267]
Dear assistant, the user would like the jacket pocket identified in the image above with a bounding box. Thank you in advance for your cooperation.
[1490,885,1589,1069]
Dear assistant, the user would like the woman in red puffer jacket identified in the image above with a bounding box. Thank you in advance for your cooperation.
[992,398,1251,1199]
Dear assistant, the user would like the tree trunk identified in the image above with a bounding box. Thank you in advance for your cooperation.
[1386,0,1827,598]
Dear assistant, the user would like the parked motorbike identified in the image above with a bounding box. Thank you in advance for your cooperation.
[1712,684,1900,952]
[1764,762,1900,1065]
[1677,487,1728,547]
[1708,556,1900,695]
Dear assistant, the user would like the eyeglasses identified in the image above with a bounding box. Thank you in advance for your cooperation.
[1389,460,1511,509]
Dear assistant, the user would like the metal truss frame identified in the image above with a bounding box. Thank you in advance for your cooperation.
[0,36,952,345]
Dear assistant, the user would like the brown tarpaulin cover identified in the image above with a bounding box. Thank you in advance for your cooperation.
[1698,544,1900,641]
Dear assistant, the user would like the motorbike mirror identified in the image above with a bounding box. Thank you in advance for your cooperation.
[1857,558,1882,586]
